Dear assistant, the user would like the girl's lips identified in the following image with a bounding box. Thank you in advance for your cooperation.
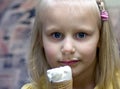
[58,59,80,65]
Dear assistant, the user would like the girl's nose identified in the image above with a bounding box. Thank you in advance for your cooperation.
[61,39,75,55]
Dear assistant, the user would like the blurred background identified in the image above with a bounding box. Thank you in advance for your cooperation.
[0,0,120,89]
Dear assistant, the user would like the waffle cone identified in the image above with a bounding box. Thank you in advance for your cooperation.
[50,80,72,89]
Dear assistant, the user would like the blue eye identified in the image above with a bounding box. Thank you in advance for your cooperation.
[52,32,63,39]
[76,32,86,39]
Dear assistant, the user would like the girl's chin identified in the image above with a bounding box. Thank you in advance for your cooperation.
[72,72,80,78]
[72,70,80,77]
[71,67,83,78]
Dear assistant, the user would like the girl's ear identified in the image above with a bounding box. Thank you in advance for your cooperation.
[41,39,43,47]
[41,43,43,47]
[97,28,101,48]
[97,38,100,48]
[97,43,100,48]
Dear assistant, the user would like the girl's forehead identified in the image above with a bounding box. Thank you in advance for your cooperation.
[39,0,99,17]
[40,0,97,8]
[39,0,99,19]
[38,0,101,29]
[44,0,85,6]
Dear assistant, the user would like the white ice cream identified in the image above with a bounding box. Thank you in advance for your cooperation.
[47,66,72,83]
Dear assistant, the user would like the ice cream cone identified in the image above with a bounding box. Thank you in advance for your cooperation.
[50,80,72,89]
[47,66,73,89]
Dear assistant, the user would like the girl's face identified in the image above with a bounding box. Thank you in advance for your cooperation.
[41,1,100,77]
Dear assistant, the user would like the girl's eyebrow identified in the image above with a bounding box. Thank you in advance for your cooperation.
[43,25,97,33]
[44,25,61,31]
[75,26,97,32]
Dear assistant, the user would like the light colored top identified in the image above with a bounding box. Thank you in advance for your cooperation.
[21,73,120,89]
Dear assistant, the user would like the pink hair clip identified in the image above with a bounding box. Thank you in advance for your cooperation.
[97,1,109,21]
[100,10,109,21]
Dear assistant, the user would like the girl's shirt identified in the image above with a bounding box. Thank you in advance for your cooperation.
[21,83,114,89]
[21,73,120,89]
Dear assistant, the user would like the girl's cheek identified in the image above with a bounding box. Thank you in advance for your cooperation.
[78,43,97,59]
[44,45,59,67]
[44,47,57,64]
[45,51,57,68]
[44,46,56,57]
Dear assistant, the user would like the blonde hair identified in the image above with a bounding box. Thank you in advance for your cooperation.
[27,0,120,89]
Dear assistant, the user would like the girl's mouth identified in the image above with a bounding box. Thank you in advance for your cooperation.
[57,58,80,65]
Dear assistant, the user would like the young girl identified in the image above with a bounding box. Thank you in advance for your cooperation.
[21,0,120,89]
